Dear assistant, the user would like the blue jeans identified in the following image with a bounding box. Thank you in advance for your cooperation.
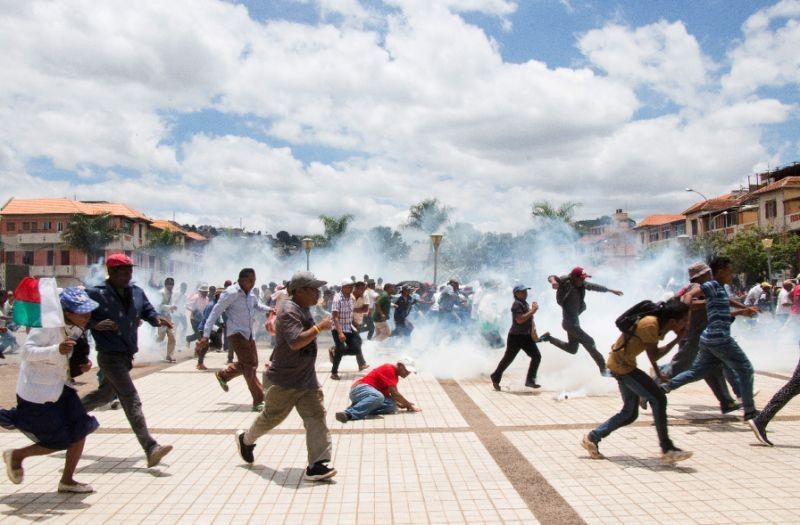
[589,368,674,453]
[344,384,397,420]
[668,338,755,415]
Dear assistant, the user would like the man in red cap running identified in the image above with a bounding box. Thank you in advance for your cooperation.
[81,253,175,468]
[541,266,623,376]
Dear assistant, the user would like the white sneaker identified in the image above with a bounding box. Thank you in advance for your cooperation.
[581,435,603,459]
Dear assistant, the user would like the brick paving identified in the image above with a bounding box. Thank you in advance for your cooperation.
[1,339,799,524]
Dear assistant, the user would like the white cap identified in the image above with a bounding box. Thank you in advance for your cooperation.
[340,278,354,287]
[397,356,417,373]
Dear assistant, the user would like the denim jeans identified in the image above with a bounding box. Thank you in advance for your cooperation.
[589,368,674,453]
[668,338,755,414]
[344,384,397,420]
[81,352,157,454]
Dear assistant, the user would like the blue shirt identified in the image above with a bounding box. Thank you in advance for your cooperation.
[202,283,269,340]
[700,280,732,346]
[87,281,160,355]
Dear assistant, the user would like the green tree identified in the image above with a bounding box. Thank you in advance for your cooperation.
[531,200,582,224]
[319,214,354,244]
[367,226,409,259]
[405,198,450,233]
[62,213,120,264]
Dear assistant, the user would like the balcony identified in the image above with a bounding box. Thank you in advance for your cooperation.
[11,233,63,245]
[29,265,89,281]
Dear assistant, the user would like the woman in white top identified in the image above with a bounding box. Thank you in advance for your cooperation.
[0,287,100,493]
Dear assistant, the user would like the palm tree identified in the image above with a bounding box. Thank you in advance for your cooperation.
[531,200,582,224]
[319,214,354,244]
[61,213,120,264]
[405,198,450,233]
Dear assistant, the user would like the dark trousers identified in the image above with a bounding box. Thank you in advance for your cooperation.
[393,320,413,338]
[359,316,375,340]
[331,330,365,374]
[758,348,800,425]
[186,316,202,343]
[82,352,157,454]
[491,333,541,385]
[548,319,606,373]
[218,334,263,405]
[590,368,674,453]
[662,340,739,407]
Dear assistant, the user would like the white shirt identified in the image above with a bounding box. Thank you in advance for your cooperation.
[353,294,367,325]
[203,283,270,339]
[778,288,792,311]
[744,284,763,306]
[17,327,73,403]
[365,288,379,309]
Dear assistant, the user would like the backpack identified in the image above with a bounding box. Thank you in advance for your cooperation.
[613,300,663,350]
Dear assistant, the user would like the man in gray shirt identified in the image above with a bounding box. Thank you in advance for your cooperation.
[234,271,337,481]
[196,268,270,411]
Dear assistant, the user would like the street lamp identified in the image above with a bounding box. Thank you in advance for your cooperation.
[301,237,314,271]
[430,233,443,288]
[685,187,709,202]
[761,238,774,283]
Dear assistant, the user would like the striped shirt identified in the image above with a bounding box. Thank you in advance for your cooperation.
[700,280,732,346]
[331,292,354,333]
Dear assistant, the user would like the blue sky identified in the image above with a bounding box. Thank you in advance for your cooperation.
[2,0,799,234]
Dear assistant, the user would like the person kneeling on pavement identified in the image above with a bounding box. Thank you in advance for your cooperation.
[336,358,421,423]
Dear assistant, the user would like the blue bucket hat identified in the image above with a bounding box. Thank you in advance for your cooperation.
[59,287,99,314]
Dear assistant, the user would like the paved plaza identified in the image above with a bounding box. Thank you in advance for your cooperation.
[1,339,800,524]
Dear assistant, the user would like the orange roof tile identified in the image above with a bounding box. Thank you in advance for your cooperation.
[747,176,800,197]
[681,193,742,215]
[0,197,150,221]
[150,219,186,233]
[634,214,686,228]
[185,232,208,242]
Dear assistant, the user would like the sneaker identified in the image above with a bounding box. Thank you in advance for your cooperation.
[748,418,773,446]
[330,373,340,380]
[358,364,370,371]
[661,448,693,464]
[639,397,648,411]
[335,411,351,423]
[196,363,208,370]
[215,371,229,392]
[581,435,603,459]
[743,410,758,422]
[525,381,541,389]
[537,332,550,343]
[110,400,120,410]
[251,403,264,412]
[235,430,256,463]
[3,450,22,484]
[720,401,741,414]
[490,375,501,391]
[146,444,173,468]
[659,382,671,394]
[304,462,337,481]
[328,346,335,363]
[57,481,94,493]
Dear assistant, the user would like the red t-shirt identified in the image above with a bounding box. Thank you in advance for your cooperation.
[354,364,399,397]
[791,287,800,314]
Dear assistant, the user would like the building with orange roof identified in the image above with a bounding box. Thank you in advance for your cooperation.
[633,214,687,249]
[0,198,206,287]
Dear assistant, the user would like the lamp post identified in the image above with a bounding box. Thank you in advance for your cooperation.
[430,233,443,288]
[685,187,709,201]
[761,238,774,283]
[301,237,314,271]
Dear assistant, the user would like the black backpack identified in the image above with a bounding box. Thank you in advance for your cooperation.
[613,300,663,349]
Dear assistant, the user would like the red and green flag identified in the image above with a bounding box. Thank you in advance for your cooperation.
[13,277,64,328]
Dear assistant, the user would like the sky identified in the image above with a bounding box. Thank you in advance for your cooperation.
[1,0,799,235]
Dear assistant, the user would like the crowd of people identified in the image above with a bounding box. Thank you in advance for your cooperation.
[1,252,799,491]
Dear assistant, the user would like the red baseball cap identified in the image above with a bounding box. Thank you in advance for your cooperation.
[570,266,590,279]
[106,253,135,268]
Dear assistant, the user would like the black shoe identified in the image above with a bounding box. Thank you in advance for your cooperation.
[639,397,648,410]
[335,411,350,423]
[304,462,337,481]
[748,417,773,446]
[490,375,501,391]
[720,401,741,414]
[524,381,541,389]
[538,332,550,343]
[743,410,758,421]
[235,430,256,463]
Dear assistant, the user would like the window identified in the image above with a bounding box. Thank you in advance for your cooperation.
[676,222,686,236]
[22,222,30,231]
[46,250,54,266]
[662,225,672,240]
[640,232,646,245]
[61,250,70,265]
[691,219,698,236]
[6,222,15,232]
[765,200,778,219]
[22,251,34,265]
[649,229,659,242]
[42,221,52,231]
[57,221,63,232]
[30,222,37,232]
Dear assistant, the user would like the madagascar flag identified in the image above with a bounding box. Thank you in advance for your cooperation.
[13,277,64,328]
